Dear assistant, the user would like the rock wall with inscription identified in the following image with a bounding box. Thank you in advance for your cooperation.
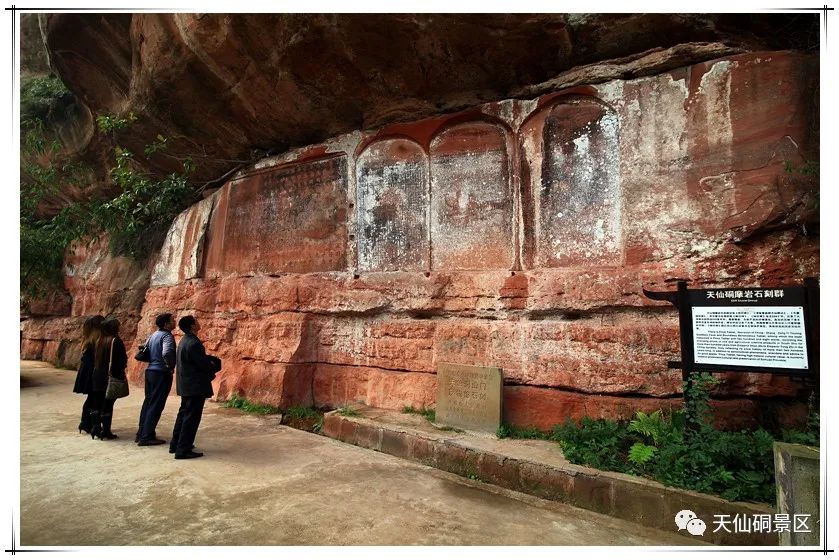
[23,50,818,431]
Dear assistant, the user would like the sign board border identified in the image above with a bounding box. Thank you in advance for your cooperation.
[643,278,819,379]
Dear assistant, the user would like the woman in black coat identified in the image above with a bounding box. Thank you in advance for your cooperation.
[72,315,104,434]
[90,318,128,440]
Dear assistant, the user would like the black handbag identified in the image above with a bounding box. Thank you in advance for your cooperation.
[135,337,151,362]
[106,339,130,400]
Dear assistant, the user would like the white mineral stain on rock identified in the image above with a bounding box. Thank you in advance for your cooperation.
[429,123,512,270]
[151,194,215,287]
[536,101,622,266]
[699,60,734,160]
[356,138,428,273]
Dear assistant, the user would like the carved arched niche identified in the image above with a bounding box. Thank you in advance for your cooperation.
[356,138,429,272]
[520,96,622,268]
[429,121,514,270]
[204,155,349,276]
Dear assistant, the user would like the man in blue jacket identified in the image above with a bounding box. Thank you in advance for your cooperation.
[136,313,177,446]
[170,315,221,459]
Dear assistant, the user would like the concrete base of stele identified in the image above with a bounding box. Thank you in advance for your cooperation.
[322,407,778,546]
[774,441,821,546]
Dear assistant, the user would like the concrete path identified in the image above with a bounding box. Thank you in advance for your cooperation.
[19,360,698,546]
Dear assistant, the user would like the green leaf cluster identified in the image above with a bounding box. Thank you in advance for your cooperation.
[95,111,137,133]
[21,75,70,126]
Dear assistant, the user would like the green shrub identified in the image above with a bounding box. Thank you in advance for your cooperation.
[501,374,818,505]
[552,417,634,473]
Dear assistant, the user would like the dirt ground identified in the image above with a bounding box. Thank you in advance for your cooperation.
[19,360,698,546]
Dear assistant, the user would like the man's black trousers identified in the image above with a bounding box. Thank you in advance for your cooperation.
[137,369,173,442]
[171,396,205,454]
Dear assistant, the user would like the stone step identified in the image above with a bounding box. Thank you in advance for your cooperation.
[321,407,777,546]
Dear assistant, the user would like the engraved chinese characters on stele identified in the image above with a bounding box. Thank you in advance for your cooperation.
[436,363,502,433]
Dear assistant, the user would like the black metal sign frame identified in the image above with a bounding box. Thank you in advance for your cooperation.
[643,278,819,381]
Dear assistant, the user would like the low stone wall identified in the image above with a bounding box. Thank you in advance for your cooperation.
[322,409,778,546]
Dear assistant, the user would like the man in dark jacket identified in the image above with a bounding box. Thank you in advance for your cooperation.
[170,315,221,459]
[136,313,177,446]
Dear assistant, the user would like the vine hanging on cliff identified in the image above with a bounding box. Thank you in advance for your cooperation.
[20,73,200,310]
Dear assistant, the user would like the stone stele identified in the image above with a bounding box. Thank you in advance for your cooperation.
[436,363,502,432]
[773,441,820,546]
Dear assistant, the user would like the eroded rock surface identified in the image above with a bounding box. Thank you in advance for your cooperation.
[21,50,810,430]
[42,13,818,199]
[21,236,151,368]
[22,14,819,429]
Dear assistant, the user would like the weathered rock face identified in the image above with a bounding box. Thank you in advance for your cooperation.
[114,51,818,430]
[43,13,818,199]
[20,236,151,368]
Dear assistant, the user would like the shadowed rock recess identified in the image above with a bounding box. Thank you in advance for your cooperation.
[21,14,819,430]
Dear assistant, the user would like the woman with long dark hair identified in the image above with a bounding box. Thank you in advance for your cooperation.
[90,318,128,440]
[72,315,104,434]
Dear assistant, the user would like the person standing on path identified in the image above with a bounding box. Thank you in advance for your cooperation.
[170,315,221,459]
[90,318,127,440]
[136,313,177,446]
[72,315,104,434]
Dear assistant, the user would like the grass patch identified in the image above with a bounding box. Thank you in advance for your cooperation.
[282,405,325,433]
[402,405,435,422]
[337,406,361,417]
[284,405,323,420]
[223,393,281,415]
[497,423,551,440]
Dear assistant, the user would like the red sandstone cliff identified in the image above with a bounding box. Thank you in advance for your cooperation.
[21,14,819,430]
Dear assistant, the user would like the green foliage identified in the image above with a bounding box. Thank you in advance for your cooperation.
[283,405,325,433]
[501,374,818,505]
[337,406,360,417]
[784,160,819,177]
[20,88,199,309]
[496,423,550,440]
[683,372,720,428]
[782,394,820,447]
[95,111,137,133]
[144,134,169,157]
[402,405,435,423]
[628,410,669,445]
[20,75,93,307]
[627,442,657,466]
[553,417,634,473]
[96,145,194,258]
[284,405,323,420]
[223,393,280,415]
[20,75,70,126]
